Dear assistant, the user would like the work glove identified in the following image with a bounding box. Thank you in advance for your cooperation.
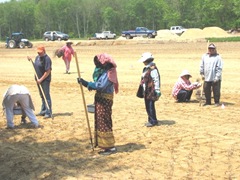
[156,91,161,97]
[77,78,88,87]
[155,90,161,100]
[201,75,205,80]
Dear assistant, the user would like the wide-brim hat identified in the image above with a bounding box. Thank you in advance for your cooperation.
[138,52,154,62]
[180,70,192,77]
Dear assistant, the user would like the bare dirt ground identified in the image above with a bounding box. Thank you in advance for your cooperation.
[0,39,240,179]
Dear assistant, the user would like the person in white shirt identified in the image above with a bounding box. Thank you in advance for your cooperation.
[2,85,40,129]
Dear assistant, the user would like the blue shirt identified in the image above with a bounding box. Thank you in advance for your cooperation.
[88,71,114,94]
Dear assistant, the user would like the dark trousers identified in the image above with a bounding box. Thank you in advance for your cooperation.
[38,80,52,115]
[177,89,193,102]
[204,81,221,104]
[144,98,158,125]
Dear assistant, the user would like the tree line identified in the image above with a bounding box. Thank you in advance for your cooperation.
[0,0,239,40]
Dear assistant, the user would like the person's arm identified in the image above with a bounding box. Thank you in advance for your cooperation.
[200,55,205,79]
[214,56,223,81]
[37,69,51,84]
[179,79,195,90]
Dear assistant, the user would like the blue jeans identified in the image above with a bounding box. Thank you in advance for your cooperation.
[38,80,52,115]
[144,98,158,125]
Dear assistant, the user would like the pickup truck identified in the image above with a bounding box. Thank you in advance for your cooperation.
[95,31,116,39]
[170,26,187,34]
[121,27,157,39]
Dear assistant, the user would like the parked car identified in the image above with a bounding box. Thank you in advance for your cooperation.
[43,31,69,41]
[122,27,157,39]
[5,32,33,49]
[95,31,116,39]
[170,26,187,35]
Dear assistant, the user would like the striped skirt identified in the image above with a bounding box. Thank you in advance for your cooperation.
[94,92,115,149]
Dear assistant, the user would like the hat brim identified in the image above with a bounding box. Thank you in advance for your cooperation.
[181,74,192,77]
[138,57,147,62]
[37,50,44,53]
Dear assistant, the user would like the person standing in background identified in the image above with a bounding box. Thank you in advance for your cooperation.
[137,52,161,127]
[61,40,74,74]
[200,43,223,106]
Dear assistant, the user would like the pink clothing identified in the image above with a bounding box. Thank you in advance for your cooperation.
[97,53,119,94]
[172,77,195,99]
[61,45,74,61]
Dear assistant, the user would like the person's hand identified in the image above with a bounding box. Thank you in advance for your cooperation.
[156,91,161,97]
[88,86,94,91]
[197,83,202,88]
[155,91,161,100]
[27,56,32,61]
[201,75,205,80]
[213,79,219,84]
[77,78,88,87]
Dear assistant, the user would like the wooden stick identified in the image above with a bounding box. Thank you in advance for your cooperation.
[74,52,94,151]
[199,40,209,106]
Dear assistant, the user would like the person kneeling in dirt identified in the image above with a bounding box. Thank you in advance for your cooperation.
[2,85,41,129]
[172,70,201,102]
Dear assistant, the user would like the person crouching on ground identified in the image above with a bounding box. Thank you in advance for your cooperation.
[172,70,201,102]
[77,53,118,155]
[2,85,40,129]
[137,52,161,127]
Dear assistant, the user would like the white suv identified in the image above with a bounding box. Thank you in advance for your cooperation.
[170,26,187,34]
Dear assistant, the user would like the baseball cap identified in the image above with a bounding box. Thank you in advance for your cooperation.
[208,43,216,49]
[37,46,45,53]
[138,52,154,62]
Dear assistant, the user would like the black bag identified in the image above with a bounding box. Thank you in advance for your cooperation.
[136,85,144,98]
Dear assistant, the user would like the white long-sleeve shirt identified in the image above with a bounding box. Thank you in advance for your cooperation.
[200,53,223,82]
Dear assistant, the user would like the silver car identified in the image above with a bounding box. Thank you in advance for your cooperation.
[43,31,69,41]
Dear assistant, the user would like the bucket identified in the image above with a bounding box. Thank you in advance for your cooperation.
[87,104,95,113]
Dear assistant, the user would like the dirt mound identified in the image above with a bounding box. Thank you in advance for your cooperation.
[180,28,206,40]
[156,29,179,41]
[202,26,230,38]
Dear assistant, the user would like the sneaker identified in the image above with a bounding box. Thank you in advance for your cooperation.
[203,103,211,106]
[98,147,117,155]
[214,103,220,107]
[36,112,45,116]
[43,114,51,119]
[21,118,27,124]
[28,124,43,129]
[145,122,155,127]
[6,126,14,129]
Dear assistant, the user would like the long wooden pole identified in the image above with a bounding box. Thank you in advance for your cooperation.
[74,52,94,151]
[29,58,53,119]
[199,40,209,106]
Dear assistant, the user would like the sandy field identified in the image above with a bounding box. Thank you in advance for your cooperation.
[0,37,240,179]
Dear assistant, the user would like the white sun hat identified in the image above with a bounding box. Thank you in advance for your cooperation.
[180,70,192,77]
[66,39,73,44]
[138,52,154,62]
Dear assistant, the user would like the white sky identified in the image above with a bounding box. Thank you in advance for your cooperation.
[0,0,10,3]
